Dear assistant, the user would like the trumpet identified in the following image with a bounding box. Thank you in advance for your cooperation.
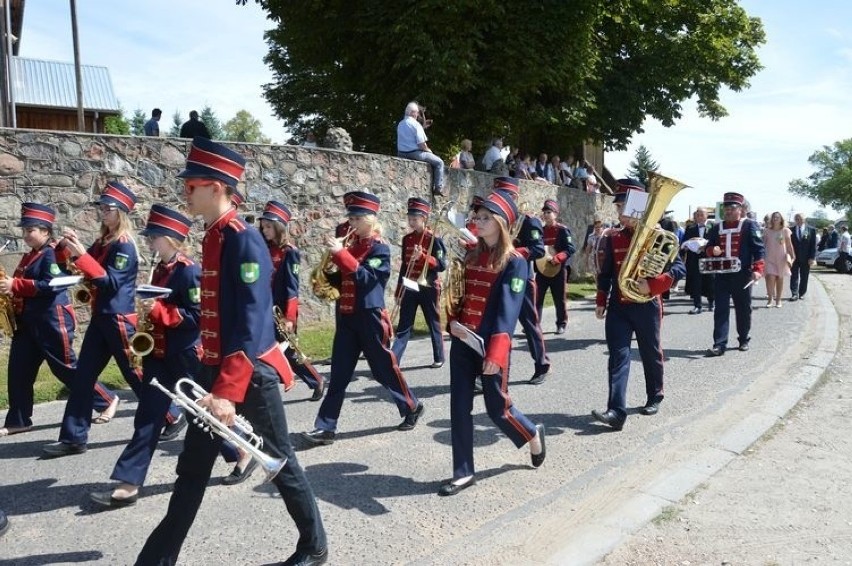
[273,305,311,365]
[311,227,355,302]
[150,378,287,482]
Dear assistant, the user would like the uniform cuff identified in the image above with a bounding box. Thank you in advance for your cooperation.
[74,253,107,279]
[332,248,360,274]
[646,273,674,296]
[211,351,254,403]
[516,247,530,260]
[596,290,608,308]
[752,259,765,275]
[484,333,511,370]
[11,278,36,297]
[284,297,299,322]
[149,301,183,328]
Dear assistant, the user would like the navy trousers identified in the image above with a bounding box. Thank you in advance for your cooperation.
[135,362,326,566]
[712,272,753,350]
[535,268,568,328]
[391,284,445,365]
[4,307,113,428]
[604,300,664,419]
[448,338,536,480]
[315,308,419,432]
[518,278,550,373]
[285,345,324,391]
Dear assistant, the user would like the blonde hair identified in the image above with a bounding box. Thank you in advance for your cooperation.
[100,209,138,254]
[467,211,513,272]
[770,211,786,229]
[362,214,383,238]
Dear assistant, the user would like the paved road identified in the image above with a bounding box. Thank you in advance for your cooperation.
[0,273,833,565]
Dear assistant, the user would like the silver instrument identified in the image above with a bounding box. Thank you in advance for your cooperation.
[699,256,741,274]
[149,377,287,482]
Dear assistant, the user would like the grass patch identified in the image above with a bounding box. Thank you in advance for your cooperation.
[652,505,681,526]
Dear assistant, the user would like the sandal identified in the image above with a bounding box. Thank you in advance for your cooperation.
[93,397,120,424]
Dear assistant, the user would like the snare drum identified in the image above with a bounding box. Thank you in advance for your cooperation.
[698,257,741,274]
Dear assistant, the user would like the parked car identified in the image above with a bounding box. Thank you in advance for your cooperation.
[816,247,838,267]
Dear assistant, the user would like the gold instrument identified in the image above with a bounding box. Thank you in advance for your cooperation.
[510,202,531,240]
[390,222,438,326]
[130,252,160,367]
[66,258,94,307]
[617,172,689,303]
[0,239,17,336]
[150,377,287,482]
[535,245,562,278]
[273,305,311,365]
[434,203,477,317]
[311,228,355,302]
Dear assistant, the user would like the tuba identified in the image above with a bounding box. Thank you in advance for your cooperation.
[617,172,689,303]
[434,202,477,316]
[150,378,287,482]
[311,228,354,302]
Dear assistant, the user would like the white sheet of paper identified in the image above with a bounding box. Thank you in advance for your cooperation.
[450,320,486,357]
[623,189,649,219]
[402,277,420,291]
[136,284,172,297]
[49,275,83,288]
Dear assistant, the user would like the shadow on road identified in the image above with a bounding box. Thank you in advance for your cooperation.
[0,551,104,565]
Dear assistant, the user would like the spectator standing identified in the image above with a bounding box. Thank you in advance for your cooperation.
[143,108,162,137]
[826,224,839,249]
[482,138,504,173]
[838,225,851,274]
[817,227,829,252]
[763,211,794,308]
[396,102,445,196]
[458,139,475,170]
[682,207,715,314]
[789,213,816,300]
[179,111,211,140]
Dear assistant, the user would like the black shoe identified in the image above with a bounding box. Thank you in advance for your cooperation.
[222,458,259,485]
[280,548,328,566]
[473,381,484,395]
[639,402,660,416]
[705,346,725,357]
[0,509,8,538]
[591,409,625,431]
[688,307,702,315]
[437,477,476,497]
[528,369,550,385]
[310,380,325,402]
[159,413,187,442]
[429,361,445,369]
[738,342,750,352]
[301,429,335,446]
[432,188,445,197]
[90,490,138,509]
[708,305,714,312]
[791,294,799,301]
[531,424,546,468]
[398,402,425,431]
[555,325,566,335]
[42,442,87,458]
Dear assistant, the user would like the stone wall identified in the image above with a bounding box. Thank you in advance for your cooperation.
[0,128,616,323]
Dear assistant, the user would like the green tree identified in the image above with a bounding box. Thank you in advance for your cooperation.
[169,111,183,137]
[200,106,223,140]
[130,108,147,136]
[627,145,660,186]
[103,108,130,135]
[242,0,764,154]
[223,110,272,143]
[789,139,852,215]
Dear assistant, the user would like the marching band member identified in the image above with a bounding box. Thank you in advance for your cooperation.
[90,205,200,508]
[440,191,545,496]
[493,177,551,385]
[534,199,576,336]
[137,137,327,566]
[302,191,424,446]
[259,200,326,401]
[0,204,111,437]
[391,197,447,367]
[591,179,685,431]
[42,182,152,457]
[705,192,765,356]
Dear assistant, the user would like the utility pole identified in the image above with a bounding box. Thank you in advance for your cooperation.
[70,0,84,131]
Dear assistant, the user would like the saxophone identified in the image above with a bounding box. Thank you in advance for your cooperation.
[0,264,17,337]
[617,172,689,303]
[129,252,160,368]
[66,258,95,308]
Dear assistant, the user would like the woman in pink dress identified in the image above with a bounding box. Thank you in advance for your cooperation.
[763,211,795,308]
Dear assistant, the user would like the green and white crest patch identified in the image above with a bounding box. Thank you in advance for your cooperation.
[530,229,541,240]
[240,263,260,283]
[49,263,61,275]
[292,263,301,275]
[510,277,525,293]
[368,258,382,268]
[188,287,201,303]
[114,253,129,270]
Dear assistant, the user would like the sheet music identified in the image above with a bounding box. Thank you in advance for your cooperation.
[450,320,485,357]
[48,275,83,288]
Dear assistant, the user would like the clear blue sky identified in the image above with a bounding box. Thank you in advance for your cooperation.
[20,1,850,222]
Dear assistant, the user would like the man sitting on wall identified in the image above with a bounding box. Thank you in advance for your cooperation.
[396,101,445,196]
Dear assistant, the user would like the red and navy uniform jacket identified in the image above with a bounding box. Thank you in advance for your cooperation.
[269,242,301,325]
[394,230,447,295]
[9,241,74,318]
[596,226,686,308]
[513,214,545,279]
[705,218,766,276]
[147,253,201,360]
[448,250,528,370]
[200,208,294,403]
[536,223,576,275]
[329,233,390,313]
[56,234,138,315]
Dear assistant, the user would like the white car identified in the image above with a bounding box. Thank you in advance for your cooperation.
[816,247,838,267]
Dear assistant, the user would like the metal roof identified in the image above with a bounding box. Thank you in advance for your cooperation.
[12,56,121,112]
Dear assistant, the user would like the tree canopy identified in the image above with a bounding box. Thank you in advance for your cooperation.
[789,139,852,216]
[243,0,764,155]
[223,110,272,143]
[200,106,224,140]
[627,144,660,186]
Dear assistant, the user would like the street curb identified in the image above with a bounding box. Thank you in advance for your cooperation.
[548,278,839,565]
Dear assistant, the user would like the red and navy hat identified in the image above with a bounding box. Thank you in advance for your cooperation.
[468,195,485,210]
[178,136,246,188]
[230,190,246,208]
[407,197,431,217]
[261,200,292,224]
[343,191,380,216]
[140,204,193,242]
[18,202,56,228]
[493,176,519,195]
[480,190,519,226]
[94,181,137,212]
[613,178,645,204]
[541,199,559,213]
[723,192,745,206]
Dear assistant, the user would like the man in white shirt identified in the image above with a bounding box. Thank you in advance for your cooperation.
[838,225,851,274]
[396,102,445,196]
[482,138,503,172]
